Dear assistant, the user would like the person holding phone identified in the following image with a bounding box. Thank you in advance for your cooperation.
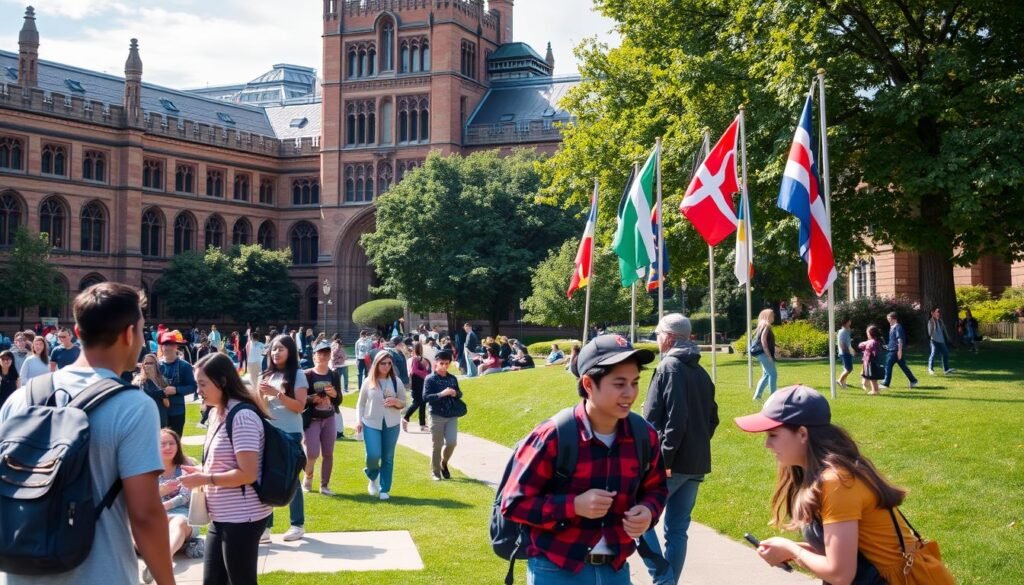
[303,341,342,495]
[356,350,406,500]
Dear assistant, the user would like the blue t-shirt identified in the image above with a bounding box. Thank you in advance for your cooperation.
[887,323,906,352]
[49,345,81,370]
[0,367,162,585]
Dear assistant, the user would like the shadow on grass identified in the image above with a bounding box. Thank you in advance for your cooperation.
[883,391,1024,404]
[327,493,473,509]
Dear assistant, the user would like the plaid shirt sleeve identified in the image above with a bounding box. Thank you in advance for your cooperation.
[500,423,576,529]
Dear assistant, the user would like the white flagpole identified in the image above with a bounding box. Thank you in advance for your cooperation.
[739,105,753,390]
[656,137,665,320]
[630,162,640,344]
[582,178,598,346]
[817,69,837,400]
[701,129,718,382]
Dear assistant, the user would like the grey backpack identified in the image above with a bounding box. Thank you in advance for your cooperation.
[0,374,132,575]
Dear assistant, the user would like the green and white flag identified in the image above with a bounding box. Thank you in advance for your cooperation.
[612,145,658,287]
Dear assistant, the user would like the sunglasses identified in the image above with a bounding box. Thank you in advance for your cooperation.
[379,361,393,366]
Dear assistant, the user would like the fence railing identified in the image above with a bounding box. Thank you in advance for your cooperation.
[980,322,1024,340]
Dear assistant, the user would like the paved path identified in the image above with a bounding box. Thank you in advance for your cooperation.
[340,406,810,585]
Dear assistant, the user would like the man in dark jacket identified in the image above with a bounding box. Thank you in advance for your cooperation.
[641,314,719,585]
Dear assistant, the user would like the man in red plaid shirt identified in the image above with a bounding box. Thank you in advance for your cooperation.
[500,335,668,584]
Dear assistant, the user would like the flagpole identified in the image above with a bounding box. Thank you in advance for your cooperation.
[817,69,837,400]
[630,161,640,344]
[582,178,598,347]
[739,105,753,390]
[655,137,665,320]
[699,128,718,382]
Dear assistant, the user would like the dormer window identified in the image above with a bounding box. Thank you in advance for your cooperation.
[216,112,236,125]
[289,117,309,129]
[4,67,16,81]
[64,79,86,93]
[159,98,179,112]
[499,114,515,123]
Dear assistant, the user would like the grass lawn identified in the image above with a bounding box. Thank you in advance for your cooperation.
[458,341,1024,585]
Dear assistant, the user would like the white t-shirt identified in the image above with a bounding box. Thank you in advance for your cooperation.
[262,370,309,434]
[0,367,162,585]
[248,340,265,364]
[591,429,617,555]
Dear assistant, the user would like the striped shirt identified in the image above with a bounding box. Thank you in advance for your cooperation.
[203,400,272,524]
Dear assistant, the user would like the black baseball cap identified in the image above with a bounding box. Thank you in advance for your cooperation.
[571,334,655,378]
[734,385,831,432]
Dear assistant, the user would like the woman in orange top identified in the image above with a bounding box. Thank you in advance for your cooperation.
[734,385,954,585]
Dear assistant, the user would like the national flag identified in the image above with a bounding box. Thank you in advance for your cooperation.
[612,146,658,287]
[680,117,740,246]
[646,206,669,292]
[734,193,753,285]
[777,96,837,296]
[567,187,598,299]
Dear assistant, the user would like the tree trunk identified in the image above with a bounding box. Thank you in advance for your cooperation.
[918,250,958,346]
[18,307,25,332]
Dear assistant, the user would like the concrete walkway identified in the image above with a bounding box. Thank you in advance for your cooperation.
[339,406,810,585]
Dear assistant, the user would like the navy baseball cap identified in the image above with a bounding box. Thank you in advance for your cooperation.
[313,340,332,353]
[734,385,831,432]
[571,334,655,378]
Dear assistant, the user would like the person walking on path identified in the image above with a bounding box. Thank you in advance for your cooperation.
[0,350,19,410]
[422,350,463,480]
[641,315,719,585]
[256,334,308,542]
[0,282,173,585]
[836,318,855,388]
[49,327,81,371]
[355,329,373,389]
[303,341,342,495]
[10,331,29,372]
[926,308,955,376]
[462,323,480,378]
[500,334,667,584]
[180,353,273,585]
[960,309,980,353]
[18,335,50,383]
[751,308,778,400]
[207,324,222,351]
[403,341,431,432]
[356,350,407,500]
[245,328,265,391]
[881,312,918,389]
[329,333,350,439]
[158,331,197,437]
[734,385,954,584]
[134,353,171,428]
[858,326,886,395]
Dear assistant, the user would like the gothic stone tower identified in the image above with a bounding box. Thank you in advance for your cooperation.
[320,0,504,330]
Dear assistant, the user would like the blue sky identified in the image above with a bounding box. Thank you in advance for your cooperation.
[0,0,619,89]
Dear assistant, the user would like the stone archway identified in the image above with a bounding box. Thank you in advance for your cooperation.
[334,208,377,332]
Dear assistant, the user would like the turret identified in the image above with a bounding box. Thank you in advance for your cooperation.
[545,42,555,71]
[489,0,514,43]
[18,6,40,88]
[124,39,143,124]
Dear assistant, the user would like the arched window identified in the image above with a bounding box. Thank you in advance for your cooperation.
[206,170,224,197]
[233,173,250,201]
[420,101,430,141]
[257,221,275,248]
[173,212,196,255]
[41,144,67,176]
[141,208,162,257]
[359,49,367,78]
[204,215,225,250]
[365,164,375,200]
[290,222,319,265]
[292,179,320,205]
[368,47,377,76]
[259,179,274,204]
[83,151,106,183]
[39,197,67,249]
[0,192,23,246]
[232,218,251,246]
[355,165,365,202]
[410,109,419,142]
[421,41,430,71]
[143,159,163,190]
[411,45,420,73]
[0,137,24,170]
[80,201,105,253]
[398,110,408,143]
[79,273,106,292]
[175,164,194,193]
[348,50,358,78]
[401,41,410,73]
[345,166,356,202]
[378,162,393,195]
[381,21,394,70]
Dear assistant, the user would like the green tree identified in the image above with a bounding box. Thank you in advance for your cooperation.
[547,0,1024,336]
[0,228,65,329]
[523,238,653,330]
[226,244,298,327]
[362,150,574,334]
[156,249,236,328]
[352,299,405,336]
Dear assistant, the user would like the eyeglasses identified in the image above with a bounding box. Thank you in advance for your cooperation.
[379,361,393,367]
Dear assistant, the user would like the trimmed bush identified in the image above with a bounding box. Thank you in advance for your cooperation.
[732,321,830,358]
[961,288,1024,324]
[688,312,730,338]
[956,285,992,307]
[351,299,405,331]
[808,296,924,344]
[526,339,658,358]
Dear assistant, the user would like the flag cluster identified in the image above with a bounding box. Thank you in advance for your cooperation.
[567,189,598,300]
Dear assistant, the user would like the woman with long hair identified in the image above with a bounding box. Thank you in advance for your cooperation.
[134,353,171,428]
[858,326,886,395]
[0,350,20,410]
[735,386,954,584]
[257,334,308,542]
[752,308,778,400]
[178,353,272,585]
[402,341,430,432]
[356,350,407,500]
[18,336,50,383]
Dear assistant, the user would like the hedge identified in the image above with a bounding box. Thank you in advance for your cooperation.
[808,296,924,344]
[732,321,830,358]
[351,299,405,329]
[526,339,659,358]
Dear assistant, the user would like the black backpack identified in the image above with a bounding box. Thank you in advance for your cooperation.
[0,374,133,575]
[490,407,663,585]
[212,402,306,507]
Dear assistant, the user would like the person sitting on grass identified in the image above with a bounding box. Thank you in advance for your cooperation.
[506,341,535,371]
[564,344,581,372]
[478,346,503,376]
[544,343,566,366]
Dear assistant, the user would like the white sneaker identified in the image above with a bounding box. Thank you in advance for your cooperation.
[368,478,380,496]
[301,480,312,493]
[944,368,956,374]
[928,369,935,375]
[141,566,154,584]
[259,528,271,544]
[379,492,390,501]
[910,381,919,388]
[282,526,305,542]
[320,486,336,496]
[879,384,890,389]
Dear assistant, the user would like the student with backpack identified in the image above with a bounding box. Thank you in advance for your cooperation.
[0,282,173,585]
[179,353,274,585]
[499,335,667,584]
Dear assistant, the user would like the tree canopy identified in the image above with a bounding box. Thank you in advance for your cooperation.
[0,228,65,329]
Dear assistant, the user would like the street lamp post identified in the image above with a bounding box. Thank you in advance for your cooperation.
[320,278,332,335]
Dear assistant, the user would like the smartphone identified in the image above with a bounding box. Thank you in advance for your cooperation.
[743,533,794,573]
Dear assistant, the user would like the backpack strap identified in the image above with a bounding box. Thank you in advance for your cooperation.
[552,407,579,486]
[224,402,261,495]
[626,412,651,479]
[26,372,58,406]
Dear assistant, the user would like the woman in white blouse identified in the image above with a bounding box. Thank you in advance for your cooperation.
[356,350,406,501]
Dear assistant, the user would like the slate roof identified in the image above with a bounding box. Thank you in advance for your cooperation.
[467,76,579,125]
[264,101,322,140]
[488,42,546,62]
[0,49,276,136]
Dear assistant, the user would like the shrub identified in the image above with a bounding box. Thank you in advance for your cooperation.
[961,288,1024,324]
[526,339,659,358]
[808,296,924,344]
[732,321,830,358]
[688,313,730,338]
[956,285,992,307]
[351,299,405,331]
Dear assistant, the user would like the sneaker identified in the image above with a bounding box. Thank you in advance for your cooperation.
[368,478,380,496]
[282,526,305,542]
[320,486,336,496]
[440,462,451,480]
[336,433,345,441]
[836,380,847,389]
[927,369,935,375]
[879,384,890,389]
[420,425,429,432]
[944,368,956,374]
[184,538,205,559]
[401,419,409,432]
[431,473,442,481]
[141,566,154,584]
[910,381,919,389]
[302,480,312,493]
[196,422,207,429]
[260,528,271,544]
[379,492,390,501]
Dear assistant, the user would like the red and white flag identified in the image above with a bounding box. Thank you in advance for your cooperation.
[567,189,598,299]
[680,117,740,246]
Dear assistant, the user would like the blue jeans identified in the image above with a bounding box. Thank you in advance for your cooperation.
[642,474,703,585]
[527,555,630,585]
[753,353,777,399]
[928,341,949,372]
[883,352,917,386]
[464,346,478,377]
[357,359,369,389]
[266,431,304,528]
[333,366,349,392]
[363,421,400,493]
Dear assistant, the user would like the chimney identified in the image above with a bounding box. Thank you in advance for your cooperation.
[545,42,555,72]
[124,39,143,124]
[18,6,40,88]
[489,0,514,44]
